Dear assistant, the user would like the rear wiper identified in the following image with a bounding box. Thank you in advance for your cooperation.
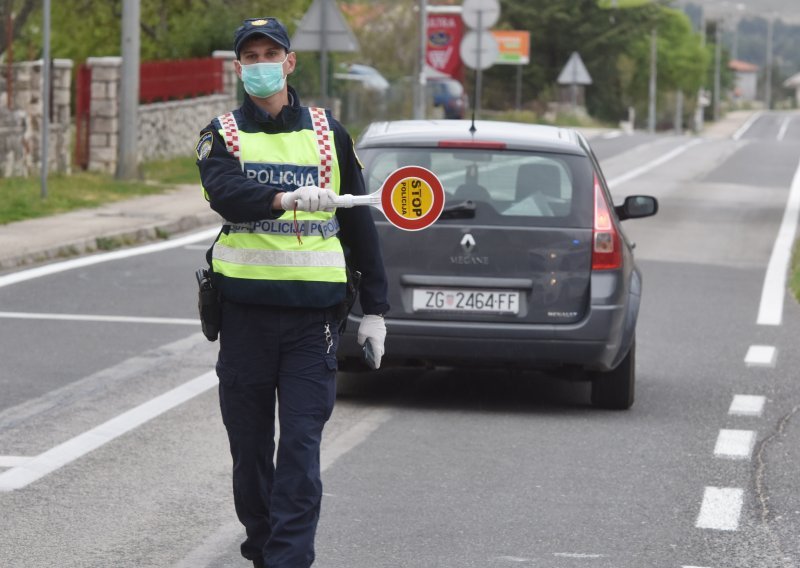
[439,200,477,219]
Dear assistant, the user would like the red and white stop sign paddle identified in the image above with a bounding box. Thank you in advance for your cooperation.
[333,166,445,231]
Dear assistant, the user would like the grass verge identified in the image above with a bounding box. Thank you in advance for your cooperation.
[0,156,199,226]
[790,239,800,303]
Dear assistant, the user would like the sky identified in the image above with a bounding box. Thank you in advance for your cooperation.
[690,0,800,22]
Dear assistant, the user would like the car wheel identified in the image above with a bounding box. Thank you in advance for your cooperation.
[590,341,635,410]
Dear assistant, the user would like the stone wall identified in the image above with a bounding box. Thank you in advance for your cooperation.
[0,59,73,176]
[86,52,238,173]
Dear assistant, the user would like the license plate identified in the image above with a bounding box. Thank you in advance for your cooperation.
[412,288,520,314]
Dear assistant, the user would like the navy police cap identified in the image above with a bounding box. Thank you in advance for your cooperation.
[234,18,290,58]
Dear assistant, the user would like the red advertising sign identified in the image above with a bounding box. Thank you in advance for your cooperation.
[426,12,464,81]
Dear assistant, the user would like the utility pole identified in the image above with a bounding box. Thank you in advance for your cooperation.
[713,21,721,122]
[116,0,140,180]
[319,0,328,109]
[40,0,50,198]
[647,28,657,133]
[765,16,773,110]
[414,0,427,119]
[5,11,13,110]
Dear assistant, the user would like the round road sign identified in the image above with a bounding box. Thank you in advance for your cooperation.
[380,166,445,231]
[459,30,499,71]
[461,0,500,30]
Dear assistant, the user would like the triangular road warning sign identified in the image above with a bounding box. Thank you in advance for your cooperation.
[557,52,592,85]
[292,0,359,52]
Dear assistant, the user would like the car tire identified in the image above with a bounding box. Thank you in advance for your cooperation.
[590,341,635,410]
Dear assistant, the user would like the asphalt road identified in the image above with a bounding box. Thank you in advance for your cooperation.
[1,113,799,568]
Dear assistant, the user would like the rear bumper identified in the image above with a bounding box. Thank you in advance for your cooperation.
[338,303,628,373]
[338,269,640,373]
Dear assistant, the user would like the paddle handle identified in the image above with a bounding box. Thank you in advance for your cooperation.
[331,192,382,208]
[295,191,382,210]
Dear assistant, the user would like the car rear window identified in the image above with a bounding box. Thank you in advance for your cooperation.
[358,147,594,227]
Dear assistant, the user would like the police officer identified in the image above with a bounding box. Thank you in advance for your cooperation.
[195,17,389,568]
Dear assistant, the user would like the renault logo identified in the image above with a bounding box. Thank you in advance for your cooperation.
[460,233,476,253]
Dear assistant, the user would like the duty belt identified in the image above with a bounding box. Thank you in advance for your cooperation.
[226,217,340,239]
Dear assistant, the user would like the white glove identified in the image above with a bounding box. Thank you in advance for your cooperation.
[280,186,338,212]
[357,314,386,370]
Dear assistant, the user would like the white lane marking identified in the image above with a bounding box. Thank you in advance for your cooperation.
[495,556,531,563]
[682,566,712,568]
[0,311,198,326]
[732,111,763,140]
[744,345,777,367]
[602,130,623,139]
[605,139,703,188]
[0,227,219,290]
[777,116,791,141]
[0,371,217,492]
[0,456,32,467]
[553,552,604,558]
[696,487,744,530]
[714,429,757,460]
[173,408,393,568]
[729,395,766,417]
[757,157,800,325]
[320,409,392,472]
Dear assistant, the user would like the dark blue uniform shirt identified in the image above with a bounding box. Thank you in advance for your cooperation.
[197,88,389,316]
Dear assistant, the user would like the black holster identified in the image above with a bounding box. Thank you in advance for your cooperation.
[196,268,221,342]
[336,269,361,334]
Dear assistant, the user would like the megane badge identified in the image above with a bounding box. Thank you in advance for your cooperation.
[460,233,476,253]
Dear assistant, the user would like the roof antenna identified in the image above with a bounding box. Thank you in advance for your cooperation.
[469,108,476,134]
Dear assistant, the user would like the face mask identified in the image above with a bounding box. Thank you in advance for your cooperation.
[240,55,288,98]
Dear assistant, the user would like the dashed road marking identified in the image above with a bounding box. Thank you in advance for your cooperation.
[732,111,763,140]
[714,429,756,460]
[696,487,744,531]
[606,139,703,188]
[729,395,766,417]
[777,116,791,141]
[744,345,776,367]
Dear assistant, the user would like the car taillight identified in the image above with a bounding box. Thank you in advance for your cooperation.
[592,175,622,270]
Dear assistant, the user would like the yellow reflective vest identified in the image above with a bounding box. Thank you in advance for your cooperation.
[208,106,347,308]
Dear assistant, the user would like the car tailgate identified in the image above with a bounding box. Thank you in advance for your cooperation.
[376,221,593,324]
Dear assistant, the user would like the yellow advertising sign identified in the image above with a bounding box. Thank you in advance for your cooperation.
[491,30,530,65]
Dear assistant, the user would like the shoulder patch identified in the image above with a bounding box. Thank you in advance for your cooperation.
[196,132,214,160]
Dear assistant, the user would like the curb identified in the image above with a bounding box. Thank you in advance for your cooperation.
[0,211,221,271]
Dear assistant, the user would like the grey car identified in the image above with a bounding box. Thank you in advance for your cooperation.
[338,120,658,410]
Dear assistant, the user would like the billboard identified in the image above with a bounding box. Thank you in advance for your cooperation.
[426,12,464,81]
[491,30,530,65]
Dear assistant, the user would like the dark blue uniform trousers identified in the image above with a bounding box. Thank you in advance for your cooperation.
[216,301,338,568]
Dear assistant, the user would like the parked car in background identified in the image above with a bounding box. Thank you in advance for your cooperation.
[338,120,658,410]
[427,77,468,119]
[333,63,390,93]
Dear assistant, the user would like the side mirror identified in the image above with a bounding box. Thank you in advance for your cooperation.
[616,195,658,221]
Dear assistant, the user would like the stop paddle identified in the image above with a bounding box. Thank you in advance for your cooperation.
[302,166,446,231]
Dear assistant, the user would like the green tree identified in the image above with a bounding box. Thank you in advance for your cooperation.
[483,0,708,126]
[9,0,311,62]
